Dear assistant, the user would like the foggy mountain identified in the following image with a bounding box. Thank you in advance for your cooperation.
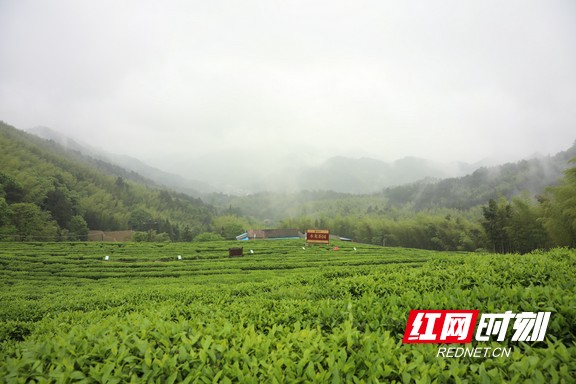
[382,141,576,211]
[26,127,485,194]
[207,142,576,226]
[25,126,574,197]
[296,156,479,194]
[145,149,488,195]
[27,126,213,196]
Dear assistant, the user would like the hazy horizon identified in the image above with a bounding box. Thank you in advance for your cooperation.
[1,1,575,173]
[19,123,575,195]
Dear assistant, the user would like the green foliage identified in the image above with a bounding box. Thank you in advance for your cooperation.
[128,208,155,231]
[0,242,574,382]
[0,198,9,227]
[507,195,549,253]
[133,230,172,242]
[194,232,225,242]
[42,187,77,228]
[542,160,576,247]
[8,203,58,241]
[481,197,512,253]
[212,215,246,239]
[0,172,25,204]
[208,150,576,254]
[68,215,89,240]
[281,211,484,252]
[211,142,575,225]
[383,152,576,210]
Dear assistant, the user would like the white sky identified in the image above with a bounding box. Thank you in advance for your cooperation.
[1,0,575,167]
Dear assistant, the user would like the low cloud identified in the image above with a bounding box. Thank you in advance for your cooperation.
[1,0,575,173]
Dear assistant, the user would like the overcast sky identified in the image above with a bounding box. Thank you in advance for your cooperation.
[1,0,575,168]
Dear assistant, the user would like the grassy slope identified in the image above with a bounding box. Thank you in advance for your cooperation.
[0,241,574,383]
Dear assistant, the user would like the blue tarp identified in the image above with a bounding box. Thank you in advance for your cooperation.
[236,233,249,241]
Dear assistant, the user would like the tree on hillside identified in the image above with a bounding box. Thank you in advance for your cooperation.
[542,159,576,247]
[9,203,58,241]
[180,225,195,242]
[68,215,89,240]
[128,208,155,231]
[0,173,26,204]
[212,215,246,240]
[0,198,9,227]
[507,195,549,253]
[43,188,76,228]
[481,198,512,253]
[0,197,16,241]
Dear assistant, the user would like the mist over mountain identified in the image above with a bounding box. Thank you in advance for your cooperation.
[147,147,575,196]
[135,150,524,195]
[26,127,480,194]
[27,126,213,196]
[382,141,576,211]
[112,144,497,195]
[296,156,480,194]
[25,126,574,196]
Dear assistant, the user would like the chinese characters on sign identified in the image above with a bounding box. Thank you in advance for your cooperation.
[404,310,479,343]
[306,229,330,244]
[403,310,551,344]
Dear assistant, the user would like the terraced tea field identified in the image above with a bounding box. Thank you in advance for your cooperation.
[1,241,575,383]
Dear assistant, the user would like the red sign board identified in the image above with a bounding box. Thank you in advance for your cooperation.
[402,310,480,344]
[306,229,329,244]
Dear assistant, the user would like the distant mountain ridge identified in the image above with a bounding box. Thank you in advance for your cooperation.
[296,155,480,193]
[182,146,574,195]
[26,127,484,194]
[24,126,576,200]
[382,142,576,210]
[208,142,576,224]
[160,150,493,194]
[27,126,213,196]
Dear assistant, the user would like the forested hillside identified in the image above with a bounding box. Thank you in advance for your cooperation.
[2,120,575,252]
[279,162,576,252]
[214,142,575,219]
[0,122,215,241]
[383,144,576,210]
[212,144,576,253]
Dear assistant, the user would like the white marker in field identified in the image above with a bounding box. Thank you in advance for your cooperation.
[353,247,357,251]
[104,255,110,261]
[177,255,182,260]
[250,250,254,254]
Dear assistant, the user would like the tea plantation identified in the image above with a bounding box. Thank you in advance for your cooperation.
[0,241,574,383]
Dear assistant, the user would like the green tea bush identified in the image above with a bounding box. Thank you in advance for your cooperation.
[0,242,574,382]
